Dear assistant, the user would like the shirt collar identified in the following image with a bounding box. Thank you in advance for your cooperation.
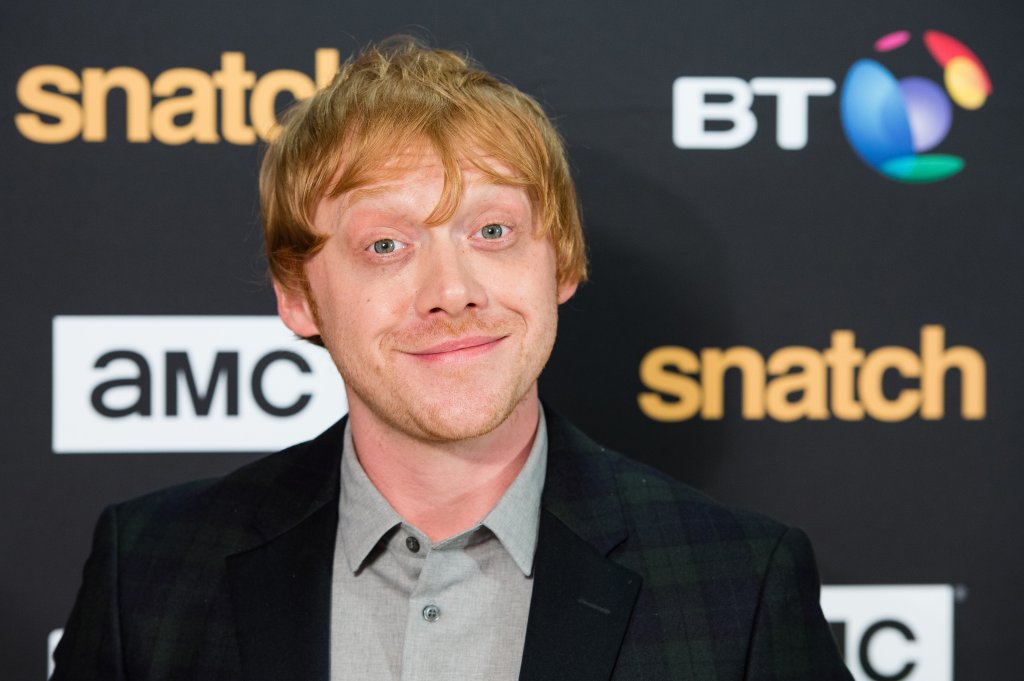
[478,408,547,576]
[338,424,403,573]
[337,407,548,577]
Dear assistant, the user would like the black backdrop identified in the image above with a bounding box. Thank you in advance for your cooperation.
[2,1,1021,679]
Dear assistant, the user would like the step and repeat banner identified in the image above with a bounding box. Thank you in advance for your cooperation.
[2,1,1020,679]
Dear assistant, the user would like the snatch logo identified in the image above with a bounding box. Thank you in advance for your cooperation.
[52,316,347,453]
[638,325,985,422]
[16,50,339,144]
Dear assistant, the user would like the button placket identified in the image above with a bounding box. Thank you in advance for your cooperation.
[408,546,452,630]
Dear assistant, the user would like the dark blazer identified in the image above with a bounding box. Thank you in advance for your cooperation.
[53,409,852,680]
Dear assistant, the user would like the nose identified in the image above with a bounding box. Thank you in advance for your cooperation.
[413,237,488,317]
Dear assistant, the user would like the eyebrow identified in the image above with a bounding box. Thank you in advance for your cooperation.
[344,184,397,206]
[341,173,529,216]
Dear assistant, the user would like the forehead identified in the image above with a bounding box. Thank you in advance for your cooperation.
[343,146,449,202]
[330,142,532,221]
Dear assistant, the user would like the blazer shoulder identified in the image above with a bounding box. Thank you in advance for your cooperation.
[543,406,790,555]
[606,448,788,539]
[110,418,345,553]
[594,450,847,681]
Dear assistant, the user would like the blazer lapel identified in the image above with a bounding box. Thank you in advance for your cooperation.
[519,408,643,681]
[226,419,346,681]
[519,510,642,681]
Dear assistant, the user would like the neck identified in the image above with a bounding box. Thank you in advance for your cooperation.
[347,389,541,543]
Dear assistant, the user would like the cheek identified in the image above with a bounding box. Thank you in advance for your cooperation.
[306,250,383,317]
[325,274,414,344]
[495,235,559,280]
[517,243,561,303]
[496,264,561,326]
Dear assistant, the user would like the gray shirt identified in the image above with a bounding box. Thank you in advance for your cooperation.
[330,410,547,681]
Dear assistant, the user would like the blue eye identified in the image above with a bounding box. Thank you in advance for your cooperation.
[480,224,505,239]
[372,239,397,254]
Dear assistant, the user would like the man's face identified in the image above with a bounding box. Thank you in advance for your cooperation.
[276,146,577,443]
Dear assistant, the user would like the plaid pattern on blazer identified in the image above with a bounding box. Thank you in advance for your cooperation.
[53,407,853,680]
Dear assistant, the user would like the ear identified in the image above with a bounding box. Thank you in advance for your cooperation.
[557,277,579,305]
[274,280,321,338]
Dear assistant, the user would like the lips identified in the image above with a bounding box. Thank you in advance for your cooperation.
[405,335,507,360]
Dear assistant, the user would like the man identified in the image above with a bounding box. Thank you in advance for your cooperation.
[53,37,853,680]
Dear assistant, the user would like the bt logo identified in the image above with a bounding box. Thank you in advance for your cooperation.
[840,30,992,183]
[672,29,991,183]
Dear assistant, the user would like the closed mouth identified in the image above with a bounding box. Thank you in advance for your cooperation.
[406,335,507,359]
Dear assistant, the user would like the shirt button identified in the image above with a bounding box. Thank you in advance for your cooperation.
[405,536,420,553]
[422,604,441,622]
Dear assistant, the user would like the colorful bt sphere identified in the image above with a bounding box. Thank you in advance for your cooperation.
[840,30,992,183]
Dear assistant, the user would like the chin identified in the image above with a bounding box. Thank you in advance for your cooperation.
[405,392,520,443]
[342,356,541,444]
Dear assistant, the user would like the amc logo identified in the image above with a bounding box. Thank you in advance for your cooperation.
[821,585,954,681]
[52,316,346,453]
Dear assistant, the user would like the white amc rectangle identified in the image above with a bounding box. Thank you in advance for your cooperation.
[820,584,954,681]
[53,316,347,453]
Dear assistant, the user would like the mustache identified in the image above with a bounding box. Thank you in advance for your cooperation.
[389,314,517,350]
